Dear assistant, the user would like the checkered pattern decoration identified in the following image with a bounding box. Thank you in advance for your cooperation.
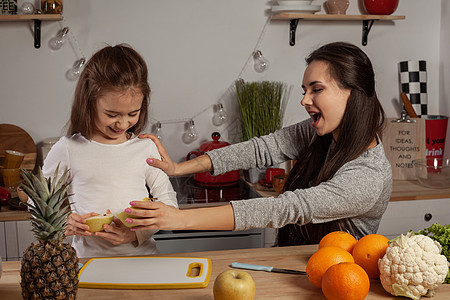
[398,60,427,117]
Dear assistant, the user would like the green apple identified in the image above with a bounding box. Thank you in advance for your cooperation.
[85,214,114,232]
[117,197,151,228]
[213,269,256,300]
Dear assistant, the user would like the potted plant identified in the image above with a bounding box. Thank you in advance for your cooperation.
[235,80,290,182]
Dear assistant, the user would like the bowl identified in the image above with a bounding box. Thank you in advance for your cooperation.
[412,158,450,189]
[277,0,314,6]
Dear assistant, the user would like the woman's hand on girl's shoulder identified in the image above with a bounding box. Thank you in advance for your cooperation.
[138,133,177,175]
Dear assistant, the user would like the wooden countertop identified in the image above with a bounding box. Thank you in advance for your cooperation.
[251,180,450,202]
[1,244,448,299]
[2,180,450,222]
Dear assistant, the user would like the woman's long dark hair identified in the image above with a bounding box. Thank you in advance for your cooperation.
[277,42,386,246]
[68,44,150,138]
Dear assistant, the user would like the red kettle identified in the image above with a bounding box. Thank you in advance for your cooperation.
[187,132,240,186]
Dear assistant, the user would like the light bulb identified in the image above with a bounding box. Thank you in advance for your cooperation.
[49,27,69,50]
[66,58,86,81]
[212,103,228,126]
[182,119,199,144]
[253,50,270,73]
[155,121,164,142]
[20,2,35,14]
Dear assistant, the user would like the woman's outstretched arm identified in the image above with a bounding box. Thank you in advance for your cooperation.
[124,200,236,231]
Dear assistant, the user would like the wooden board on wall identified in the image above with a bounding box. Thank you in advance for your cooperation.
[382,118,426,180]
[0,124,37,171]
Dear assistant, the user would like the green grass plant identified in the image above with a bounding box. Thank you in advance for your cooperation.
[236,80,290,141]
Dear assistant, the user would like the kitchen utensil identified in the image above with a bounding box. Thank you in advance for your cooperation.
[231,262,307,275]
[271,4,321,13]
[265,168,285,184]
[7,197,28,211]
[400,92,418,118]
[78,257,212,289]
[187,132,239,186]
[2,168,21,188]
[412,158,450,189]
[277,0,313,5]
[0,186,11,206]
[0,124,37,171]
[4,150,25,169]
[272,174,289,194]
[258,178,273,188]
[363,0,399,15]
[324,0,349,15]
[424,115,448,160]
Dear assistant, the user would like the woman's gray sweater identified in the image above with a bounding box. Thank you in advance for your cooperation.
[207,119,393,239]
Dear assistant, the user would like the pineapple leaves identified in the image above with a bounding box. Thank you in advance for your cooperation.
[20,164,73,243]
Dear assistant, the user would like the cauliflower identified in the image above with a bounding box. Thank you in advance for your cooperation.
[378,232,449,300]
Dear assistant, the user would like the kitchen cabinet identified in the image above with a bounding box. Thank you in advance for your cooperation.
[0,220,35,261]
[154,229,265,254]
[270,13,405,46]
[0,221,6,259]
[0,14,63,48]
[377,198,450,239]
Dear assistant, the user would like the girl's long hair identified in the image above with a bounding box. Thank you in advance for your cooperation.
[68,44,150,138]
[284,42,385,191]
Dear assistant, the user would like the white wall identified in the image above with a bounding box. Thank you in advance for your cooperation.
[440,1,450,158]
[0,0,447,163]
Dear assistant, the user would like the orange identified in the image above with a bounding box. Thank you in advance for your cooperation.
[305,246,355,288]
[321,262,370,300]
[352,233,389,279]
[319,231,358,254]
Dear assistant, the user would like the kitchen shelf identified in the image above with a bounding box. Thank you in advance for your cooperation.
[270,14,406,46]
[0,14,63,49]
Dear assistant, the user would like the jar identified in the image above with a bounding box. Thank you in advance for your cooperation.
[41,0,62,14]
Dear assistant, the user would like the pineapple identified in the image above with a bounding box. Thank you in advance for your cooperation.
[20,166,79,300]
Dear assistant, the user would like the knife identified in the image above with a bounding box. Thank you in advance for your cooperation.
[231,262,307,275]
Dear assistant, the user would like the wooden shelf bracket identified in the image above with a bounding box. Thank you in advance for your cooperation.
[33,19,41,49]
[362,19,375,46]
[289,19,300,46]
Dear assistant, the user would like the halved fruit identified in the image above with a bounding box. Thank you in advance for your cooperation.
[117,197,152,228]
[85,214,114,232]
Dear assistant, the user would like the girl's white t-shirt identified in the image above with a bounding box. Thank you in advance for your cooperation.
[42,133,177,258]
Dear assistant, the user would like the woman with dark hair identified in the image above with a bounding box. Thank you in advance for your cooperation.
[128,41,392,245]
[42,44,177,257]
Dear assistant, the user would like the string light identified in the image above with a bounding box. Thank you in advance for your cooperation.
[20,2,35,14]
[212,103,228,126]
[49,27,69,50]
[154,121,164,142]
[182,119,199,144]
[66,58,86,81]
[253,50,270,73]
[150,17,273,142]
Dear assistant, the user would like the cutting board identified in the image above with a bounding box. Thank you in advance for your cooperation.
[0,124,37,171]
[78,257,212,289]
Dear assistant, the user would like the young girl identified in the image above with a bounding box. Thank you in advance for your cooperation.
[42,44,177,258]
[128,41,392,246]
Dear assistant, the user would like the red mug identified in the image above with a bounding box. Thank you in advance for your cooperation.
[265,168,285,184]
[424,115,448,160]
